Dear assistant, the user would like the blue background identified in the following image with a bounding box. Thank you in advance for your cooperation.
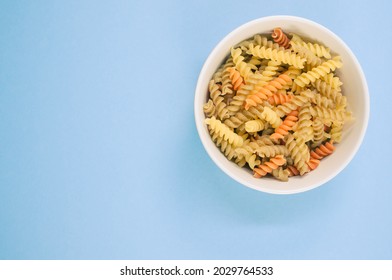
[0,0,391,259]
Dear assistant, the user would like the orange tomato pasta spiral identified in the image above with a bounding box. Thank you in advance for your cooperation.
[268,92,293,105]
[271,27,290,49]
[310,140,335,160]
[227,67,244,90]
[270,110,298,140]
[244,74,292,109]
[253,155,286,178]
[286,165,300,176]
[307,158,321,171]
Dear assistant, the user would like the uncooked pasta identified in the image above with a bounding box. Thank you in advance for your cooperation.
[203,27,352,181]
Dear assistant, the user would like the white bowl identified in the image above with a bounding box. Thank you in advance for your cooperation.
[194,16,369,194]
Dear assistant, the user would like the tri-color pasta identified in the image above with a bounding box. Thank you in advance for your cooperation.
[203,27,352,181]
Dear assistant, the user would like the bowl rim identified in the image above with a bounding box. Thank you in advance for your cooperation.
[194,15,370,195]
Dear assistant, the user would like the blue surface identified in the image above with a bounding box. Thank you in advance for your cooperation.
[0,0,391,259]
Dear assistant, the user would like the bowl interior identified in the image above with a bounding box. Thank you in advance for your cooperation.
[194,16,369,194]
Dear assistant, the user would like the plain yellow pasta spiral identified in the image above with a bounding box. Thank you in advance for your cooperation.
[309,105,348,122]
[275,90,315,117]
[290,41,322,67]
[205,116,244,147]
[271,167,290,182]
[255,145,289,157]
[294,56,342,87]
[312,117,326,142]
[310,93,334,109]
[209,129,244,161]
[330,122,343,143]
[321,73,343,90]
[221,57,235,95]
[247,43,306,69]
[245,119,265,133]
[285,134,310,175]
[231,47,253,81]
[235,144,261,170]
[209,79,229,120]
[224,104,266,129]
[293,105,313,142]
[312,79,347,109]
[203,99,215,118]
[261,107,282,128]
[294,39,331,59]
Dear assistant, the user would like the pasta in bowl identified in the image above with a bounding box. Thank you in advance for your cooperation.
[194,16,369,194]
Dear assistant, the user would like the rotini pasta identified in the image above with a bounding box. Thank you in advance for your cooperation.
[293,105,313,142]
[244,74,292,109]
[271,27,290,49]
[261,107,282,128]
[203,27,352,182]
[272,167,290,182]
[294,56,342,87]
[285,134,310,175]
[253,155,286,178]
[231,47,253,82]
[227,67,245,90]
[290,41,322,67]
[291,34,332,59]
[255,145,289,157]
[245,119,265,133]
[208,79,230,120]
[205,116,244,147]
[310,140,335,160]
[247,43,306,69]
[268,92,293,105]
[270,110,298,140]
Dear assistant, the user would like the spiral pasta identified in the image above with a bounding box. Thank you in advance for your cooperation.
[292,36,332,59]
[227,67,245,90]
[330,122,343,143]
[272,167,290,182]
[244,74,292,109]
[203,99,216,118]
[312,117,325,142]
[285,134,310,175]
[209,79,229,120]
[253,155,286,178]
[255,145,289,157]
[322,73,343,90]
[268,92,293,105]
[247,43,306,69]
[260,60,283,81]
[293,105,313,142]
[312,79,347,110]
[309,105,348,122]
[203,27,352,182]
[290,41,322,67]
[294,56,343,87]
[235,144,261,170]
[307,158,320,171]
[261,107,282,128]
[310,140,335,160]
[205,116,244,147]
[270,110,298,140]
[231,47,253,82]
[221,57,235,95]
[272,27,290,49]
[224,105,264,129]
[209,128,245,161]
[275,90,315,118]
[245,119,265,133]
